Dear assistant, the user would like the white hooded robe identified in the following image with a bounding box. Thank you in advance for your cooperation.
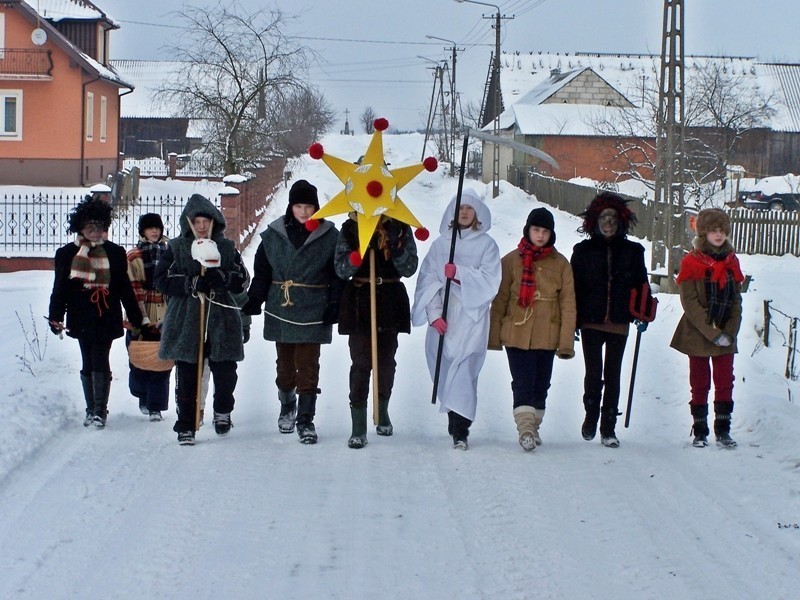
[411,188,501,421]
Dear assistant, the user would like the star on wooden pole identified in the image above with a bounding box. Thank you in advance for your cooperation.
[308,117,437,257]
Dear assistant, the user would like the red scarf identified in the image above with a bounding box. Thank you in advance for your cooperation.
[676,250,744,288]
[517,238,553,307]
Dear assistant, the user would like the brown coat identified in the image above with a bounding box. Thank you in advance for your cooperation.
[489,249,576,356]
[670,276,742,357]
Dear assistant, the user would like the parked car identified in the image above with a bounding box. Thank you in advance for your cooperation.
[738,190,800,211]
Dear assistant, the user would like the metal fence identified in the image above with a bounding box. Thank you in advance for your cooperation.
[511,167,800,257]
[0,193,206,253]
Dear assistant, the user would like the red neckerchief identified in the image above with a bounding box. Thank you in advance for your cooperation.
[676,250,744,289]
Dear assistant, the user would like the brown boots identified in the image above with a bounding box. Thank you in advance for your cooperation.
[513,406,545,452]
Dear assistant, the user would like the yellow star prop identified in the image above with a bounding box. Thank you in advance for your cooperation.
[309,118,438,257]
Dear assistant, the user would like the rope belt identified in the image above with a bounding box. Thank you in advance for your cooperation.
[272,280,328,306]
[353,276,399,287]
[513,293,558,326]
[88,287,110,317]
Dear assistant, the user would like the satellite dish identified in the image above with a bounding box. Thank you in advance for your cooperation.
[31,28,47,46]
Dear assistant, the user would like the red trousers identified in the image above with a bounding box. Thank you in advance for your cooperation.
[688,354,734,406]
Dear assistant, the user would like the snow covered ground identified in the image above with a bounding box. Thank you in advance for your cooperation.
[1,132,799,599]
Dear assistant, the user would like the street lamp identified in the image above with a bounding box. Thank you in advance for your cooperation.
[426,34,461,176]
[454,0,503,197]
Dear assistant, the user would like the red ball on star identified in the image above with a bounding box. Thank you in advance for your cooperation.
[305,219,320,232]
[423,157,438,172]
[308,143,324,159]
[374,118,389,131]
[366,180,383,197]
[349,250,363,267]
[414,227,430,241]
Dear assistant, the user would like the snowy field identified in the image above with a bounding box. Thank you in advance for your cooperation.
[1,132,799,599]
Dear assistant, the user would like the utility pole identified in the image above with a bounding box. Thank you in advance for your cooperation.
[652,0,686,292]
[455,0,512,197]
[427,35,463,177]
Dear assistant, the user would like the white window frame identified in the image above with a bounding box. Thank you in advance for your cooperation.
[0,90,23,141]
[0,13,6,59]
[85,91,94,141]
[100,95,107,142]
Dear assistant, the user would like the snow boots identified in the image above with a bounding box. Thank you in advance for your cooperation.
[296,392,318,444]
[513,406,537,451]
[277,388,297,434]
[90,371,111,429]
[532,408,545,446]
[376,395,393,436]
[690,404,710,447]
[714,401,737,448]
[448,411,471,450]
[348,403,368,449]
[581,405,599,441]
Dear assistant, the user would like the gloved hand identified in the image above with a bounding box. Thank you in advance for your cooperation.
[242,327,251,344]
[194,269,227,295]
[322,303,339,325]
[634,319,648,333]
[384,219,405,257]
[714,333,733,347]
[49,319,64,336]
[431,317,447,335]
[444,263,457,279]
[240,296,263,316]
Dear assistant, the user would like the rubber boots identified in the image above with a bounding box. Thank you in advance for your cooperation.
[91,371,112,428]
[296,393,318,444]
[376,395,393,436]
[80,371,94,427]
[348,403,368,449]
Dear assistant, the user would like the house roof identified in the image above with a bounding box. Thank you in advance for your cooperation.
[24,0,117,26]
[111,60,186,118]
[9,0,130,88]
[498,52,800,135]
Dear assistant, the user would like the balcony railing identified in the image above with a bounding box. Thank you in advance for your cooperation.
[0,49,53,79]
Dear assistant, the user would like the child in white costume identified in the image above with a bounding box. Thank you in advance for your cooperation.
[412,188,501,449]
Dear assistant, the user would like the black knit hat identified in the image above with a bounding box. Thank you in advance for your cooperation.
[286,179,320,218]
[138,213,164,237]
[524,207,556,247]
[68,198,112,233]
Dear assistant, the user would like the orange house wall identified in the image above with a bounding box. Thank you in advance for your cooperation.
[0,7,120,161]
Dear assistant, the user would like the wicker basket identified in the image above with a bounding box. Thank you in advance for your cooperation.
[128,340,174,372]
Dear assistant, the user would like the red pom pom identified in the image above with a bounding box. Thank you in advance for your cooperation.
[374,118,389,131]
[308,143,324,160]
[305,219,320,232]
[414,227,430,241]
[366,180,383,197]
[423,157,438,172]
[349,250,363,267]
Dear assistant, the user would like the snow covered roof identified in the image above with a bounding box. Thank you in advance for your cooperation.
[111,60,185,118]
[24,0,116,25]
[499,52,800,134]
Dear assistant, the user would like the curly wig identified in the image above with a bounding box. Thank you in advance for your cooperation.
[578,191,637,237]
[68,198,113,233]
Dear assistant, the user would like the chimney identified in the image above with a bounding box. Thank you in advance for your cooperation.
[550,67,561,77]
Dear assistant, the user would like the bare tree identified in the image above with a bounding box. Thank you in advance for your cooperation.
[271,86,336,157]
[360,107,376,134]
[158,4,309,174]
[593,59,778,206]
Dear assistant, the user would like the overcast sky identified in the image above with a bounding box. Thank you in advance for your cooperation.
[101,0,800,131]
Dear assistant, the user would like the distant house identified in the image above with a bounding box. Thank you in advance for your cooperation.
[483,52,800,185]
[0,0,132,186]
[111,60,204,160]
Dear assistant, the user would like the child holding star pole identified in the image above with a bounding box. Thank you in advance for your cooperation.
[308,117,437,449]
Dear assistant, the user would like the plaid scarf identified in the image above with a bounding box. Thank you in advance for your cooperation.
[676,249,744,328]
[137,239,166,288]
[517,237,554,308]
[70,238,110,289]
[128,239,167,312]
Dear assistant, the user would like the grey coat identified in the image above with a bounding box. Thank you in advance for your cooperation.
[154,194,249,363]
[254,218,339,343]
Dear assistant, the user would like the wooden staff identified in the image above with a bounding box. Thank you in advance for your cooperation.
[369,248,379,425]
[195,267,206,431]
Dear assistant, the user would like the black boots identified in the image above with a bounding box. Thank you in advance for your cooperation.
[376,395,393,436]
[713,401,737,448]
[90,371,111,428]
[691,404,710,447]
[296,393,318,444]
[448,411,471,450]
[80,371,94,427]
[581,404,599,441]
[348,403,368,449]
[277,388,297,434]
